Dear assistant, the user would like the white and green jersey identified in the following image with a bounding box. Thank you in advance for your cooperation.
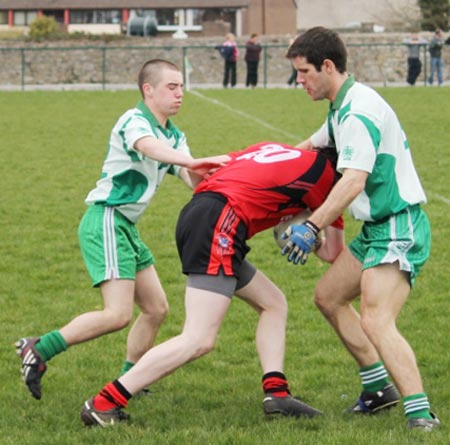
[85,100,190,223]
[310,76,426,222]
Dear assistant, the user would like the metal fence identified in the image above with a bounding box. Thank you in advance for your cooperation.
[0,43,434,91]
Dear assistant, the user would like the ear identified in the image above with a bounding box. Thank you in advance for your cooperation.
[142,82,153,97]
[322,59,335,74]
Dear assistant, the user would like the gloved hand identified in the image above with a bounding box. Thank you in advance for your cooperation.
[281,220,320,265]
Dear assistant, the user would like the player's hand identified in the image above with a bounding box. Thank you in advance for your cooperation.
[188,155,230,178]
[281,220,320,265]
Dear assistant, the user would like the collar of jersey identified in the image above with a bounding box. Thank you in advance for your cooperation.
[136,100,176,138]
[329,74,355,111]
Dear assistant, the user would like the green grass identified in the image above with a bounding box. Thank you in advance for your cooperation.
[1,86,449,444]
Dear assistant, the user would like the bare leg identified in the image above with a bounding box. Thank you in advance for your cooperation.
[235,269,287,373]
[60,279,135,346]
[118,287,231,395]
[125,266,169,364]
[360,263,424,396]
[314,247,380,366]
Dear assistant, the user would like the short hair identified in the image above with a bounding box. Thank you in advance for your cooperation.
[286,26,347,73]
[137,59,180,97]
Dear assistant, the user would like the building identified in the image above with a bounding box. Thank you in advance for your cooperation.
[0,0,297,37]
[296,0,421,32]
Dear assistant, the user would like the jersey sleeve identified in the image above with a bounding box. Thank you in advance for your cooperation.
[336,114,377,174]
[122,114,156,157]
[310,121,330,147]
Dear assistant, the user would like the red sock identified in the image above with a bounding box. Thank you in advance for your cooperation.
[262,371,290,397]
[93,381,130,411]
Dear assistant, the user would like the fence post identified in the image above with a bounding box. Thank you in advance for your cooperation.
[102,47,106,90]
[21,48,25,91]
[263,46,267,89]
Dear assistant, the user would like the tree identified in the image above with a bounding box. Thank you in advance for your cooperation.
[418,0,450,30]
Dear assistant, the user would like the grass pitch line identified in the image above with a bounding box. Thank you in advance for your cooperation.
[428,192,450,206]
[189,90,302,141]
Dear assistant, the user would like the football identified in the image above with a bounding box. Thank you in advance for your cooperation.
[273,210,325,250]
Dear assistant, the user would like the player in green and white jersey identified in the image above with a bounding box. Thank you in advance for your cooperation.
[16,59,227,401]
[284,27,438,431]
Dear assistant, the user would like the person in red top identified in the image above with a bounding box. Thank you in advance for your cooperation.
[80,141,344,428]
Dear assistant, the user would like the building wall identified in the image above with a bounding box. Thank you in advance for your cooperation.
[296,0,421,32]
[244,0,296,36]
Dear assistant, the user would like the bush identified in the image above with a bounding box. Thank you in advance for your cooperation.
[29,15,58,39]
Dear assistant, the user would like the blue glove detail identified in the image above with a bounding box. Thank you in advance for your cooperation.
[281,220,320,265]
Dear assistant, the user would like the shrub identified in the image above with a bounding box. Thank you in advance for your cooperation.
[29,15,58,40]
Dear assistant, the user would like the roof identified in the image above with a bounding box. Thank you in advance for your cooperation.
[0,0,250,9]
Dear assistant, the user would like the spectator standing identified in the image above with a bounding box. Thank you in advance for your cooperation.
[216,33,239,88]
[403,32,427,86]
[428,28,444,86]
[245,33,263,88]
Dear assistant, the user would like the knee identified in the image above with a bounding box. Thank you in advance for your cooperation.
[184,333,216,360]
[359,312,386,347]
[150,299,170,326]
[106,309,133,331]
[314,284,333,316]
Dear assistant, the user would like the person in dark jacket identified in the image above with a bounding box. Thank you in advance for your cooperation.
[245,33,262,88]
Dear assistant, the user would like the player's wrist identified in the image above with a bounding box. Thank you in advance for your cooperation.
[304,220,320,237]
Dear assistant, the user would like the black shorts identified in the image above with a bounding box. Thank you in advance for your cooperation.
[176,192,250,278]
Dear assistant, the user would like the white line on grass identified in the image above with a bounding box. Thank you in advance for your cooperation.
[428,192,450,206]
[189,90,302,141]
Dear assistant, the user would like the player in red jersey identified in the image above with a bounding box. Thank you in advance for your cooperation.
[81,142,345,427]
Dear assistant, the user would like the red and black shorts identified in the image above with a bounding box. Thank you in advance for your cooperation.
[176,192,251,281]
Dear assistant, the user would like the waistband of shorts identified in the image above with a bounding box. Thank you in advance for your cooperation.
[192,191,228,204]
[366,204,421,225]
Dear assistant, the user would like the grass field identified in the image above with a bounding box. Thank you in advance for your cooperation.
[1,86,449,445]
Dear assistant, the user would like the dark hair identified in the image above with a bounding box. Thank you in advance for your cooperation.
[286,26,347,73]
[137,59,180,97]
[315,145,342,182]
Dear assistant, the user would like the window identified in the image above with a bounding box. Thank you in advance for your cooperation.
[14,10,38,26]
[132,9,176,26]
[70,10,121,24]
[0,11,7,25]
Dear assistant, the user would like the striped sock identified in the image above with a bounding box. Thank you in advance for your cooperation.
[403,393,432,420]
[35,330,68,362]
[359,361,389,392]
[262,371,290,397]
[93,380,132,411]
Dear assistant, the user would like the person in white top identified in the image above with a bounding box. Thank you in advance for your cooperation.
[16,59,227,401]
[283,26,438,431]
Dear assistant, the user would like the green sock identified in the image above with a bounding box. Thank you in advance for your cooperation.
[35,330,67,362]
[403,393,432,420]
[120,360,134,375]
[359,361,389,392]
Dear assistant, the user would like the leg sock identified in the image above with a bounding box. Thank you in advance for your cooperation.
[93,380,132,411]
[262,371,290,397]
[35,330,67,362]
[403,393,432,420]
[359,361,389,392]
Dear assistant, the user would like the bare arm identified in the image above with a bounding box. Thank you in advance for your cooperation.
[135,136,230,186]
[295,138,315,150]
[314,226,345,263]
[309,168,369,230]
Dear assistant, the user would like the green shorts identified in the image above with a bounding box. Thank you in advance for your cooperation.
[78,205,155,287]
[349,205,431,286]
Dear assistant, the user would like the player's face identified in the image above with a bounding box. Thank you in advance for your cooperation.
[147,68,184,117]
[291,56,331,101]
